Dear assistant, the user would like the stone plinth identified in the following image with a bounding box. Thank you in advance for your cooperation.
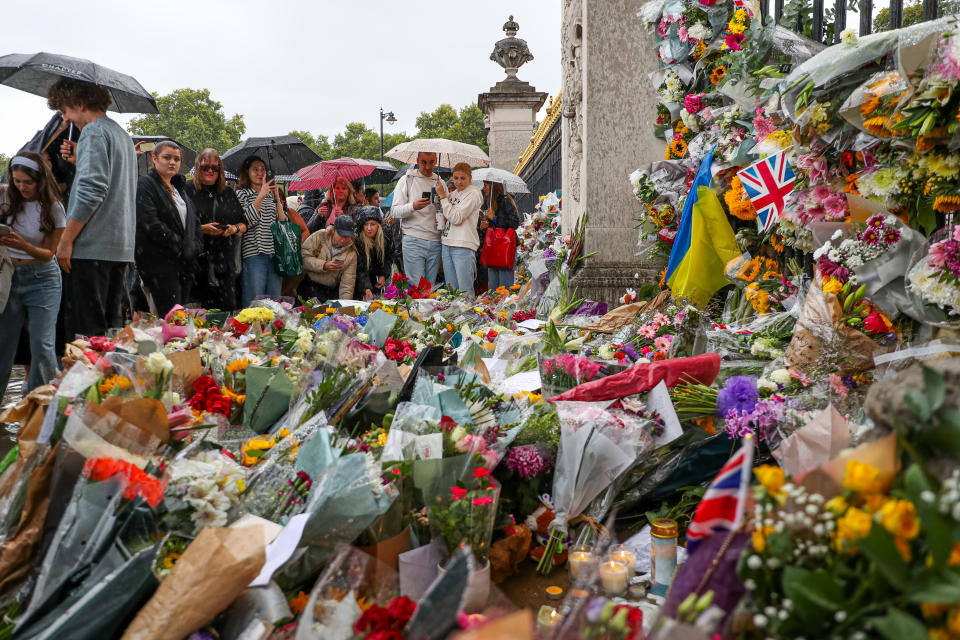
[562,0,667,305]
[479,79,548,170]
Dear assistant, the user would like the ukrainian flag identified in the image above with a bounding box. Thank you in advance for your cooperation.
[664,149,740,308]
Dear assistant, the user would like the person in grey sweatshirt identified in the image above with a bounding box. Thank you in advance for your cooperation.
[47,78,136,339]
[389,152,443,287]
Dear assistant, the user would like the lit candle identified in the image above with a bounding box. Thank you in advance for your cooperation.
[599,560,628,596]
[609,546,636,576]
[545,585,564,600]
[567,549,597,583]
[537,605,561,637]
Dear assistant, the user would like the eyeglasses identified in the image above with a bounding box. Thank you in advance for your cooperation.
[199,164,220,173]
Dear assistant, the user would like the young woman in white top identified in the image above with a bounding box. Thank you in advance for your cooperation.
[436,163,483,294]
[0,151,65,395]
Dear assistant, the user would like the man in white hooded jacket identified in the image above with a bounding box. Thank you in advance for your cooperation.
[390,152,442,286]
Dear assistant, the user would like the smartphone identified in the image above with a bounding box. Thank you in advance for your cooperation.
[214,223,230,230]
[139,142,156,153]
[333,258,344,264]
[421,191,431,200]
[0,224,10,236]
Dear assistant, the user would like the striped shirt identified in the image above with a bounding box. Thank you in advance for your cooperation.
[237,188,280,260]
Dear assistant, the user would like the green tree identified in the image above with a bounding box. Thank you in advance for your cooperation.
[0,153,9,181]
[415,103,489,152]
[329,122,409,161]
[127,88,246,154]
[873,0,960,31]
[289,130,332,160]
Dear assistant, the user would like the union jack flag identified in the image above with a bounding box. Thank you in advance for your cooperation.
[737,150,795,234]
[685,436,755,554]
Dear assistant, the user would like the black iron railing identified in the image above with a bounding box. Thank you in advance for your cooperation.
[515,116,561,212]
[761,0,940,42]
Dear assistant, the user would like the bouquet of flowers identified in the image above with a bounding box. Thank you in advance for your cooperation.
[428,466,501,567]
[539,353,602,397]
[906,220,960,324]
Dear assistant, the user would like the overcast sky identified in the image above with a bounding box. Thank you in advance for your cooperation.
[1,0,561,155]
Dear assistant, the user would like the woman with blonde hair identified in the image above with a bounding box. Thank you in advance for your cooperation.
[353,206,394,300]
[0,151,65,395]
[436,162,483,293]
[480,180,521,289]
[309,177,362,232]
[184,148,247,309]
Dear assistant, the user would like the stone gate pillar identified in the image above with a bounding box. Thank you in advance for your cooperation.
[479,16,548,170]
[562,0,667,304]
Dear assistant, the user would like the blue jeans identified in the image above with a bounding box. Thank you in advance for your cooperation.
[488,267,515,290]
[0,259,61,396]
[242,254,282,307]
[402,236,441,287]
[442,244,477,294]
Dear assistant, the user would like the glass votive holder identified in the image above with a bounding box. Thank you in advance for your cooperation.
[567,545,598,584]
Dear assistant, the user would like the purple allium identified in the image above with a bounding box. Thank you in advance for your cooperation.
[715,376,759,418]
[504,445,554,479]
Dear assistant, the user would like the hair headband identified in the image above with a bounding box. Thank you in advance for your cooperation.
[10,156,40,172]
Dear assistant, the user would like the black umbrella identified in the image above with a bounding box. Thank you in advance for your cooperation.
[131,135,197,177]
[0,52,158,113]
[221,135,321,178]
[390,163,453,182]
[363,159,401,184]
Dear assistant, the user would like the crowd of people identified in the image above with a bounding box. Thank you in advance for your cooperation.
[0,77,522,401]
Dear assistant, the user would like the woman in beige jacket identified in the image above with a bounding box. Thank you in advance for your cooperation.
[299,215,358,301]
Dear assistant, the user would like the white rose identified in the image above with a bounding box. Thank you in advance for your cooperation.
[840,27,857,45]
[145,351,173,375]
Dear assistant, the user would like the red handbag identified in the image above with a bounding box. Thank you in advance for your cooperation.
[479,227,517,269]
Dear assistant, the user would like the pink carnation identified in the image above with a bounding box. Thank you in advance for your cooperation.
[684,94,704,114]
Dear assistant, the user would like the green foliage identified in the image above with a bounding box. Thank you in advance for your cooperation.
[642,485,706,537]
[415,103,489,153]
[127,88,246,154]
[327,122,410,161]
[873,0,960,32]
[0,153,9,181]
[288,130,332,160]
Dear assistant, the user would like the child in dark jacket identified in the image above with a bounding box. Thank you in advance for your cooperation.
[353,206,394,300]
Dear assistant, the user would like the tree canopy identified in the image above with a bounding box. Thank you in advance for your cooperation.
[873,0,959,31]
[415,104,488,152]
[0,154,8,182]
[127,88,246,154]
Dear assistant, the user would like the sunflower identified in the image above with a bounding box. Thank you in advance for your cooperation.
[709,65,727,85]
[669,137,688,158]
[693,40,707,59]
[770,235,785,253]
[665,144,673,160]
[863,115,891,137]
[859,95,881,118]
[221,385,246,404]
[226,357,250,374]
[658,266,668,287]
[162,552,181,570]
[933,194,960,212]
[736,257,762,282]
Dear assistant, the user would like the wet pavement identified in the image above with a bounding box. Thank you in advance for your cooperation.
[0,366,25,458]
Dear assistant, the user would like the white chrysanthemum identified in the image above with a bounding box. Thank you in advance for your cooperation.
[598,344,615,360]
[688,22,711,41]
[757,377,778,392]
[770,368,792,385]
[840,27,858,45]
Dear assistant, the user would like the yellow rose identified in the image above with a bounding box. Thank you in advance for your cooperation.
[822,278,844,295]
[880,499,920,540]
[825,495,849,515]
[862,493,889,514]
[834,507,872,550]
[753,465,785,496]
[843,459,881,493]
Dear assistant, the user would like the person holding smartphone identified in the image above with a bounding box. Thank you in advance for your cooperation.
[389,152,443,287]
[0,152,65,396]
[184,148,247,310]
[436,163,483,294]
[236,155,286,306]
[134,141,203,315]
[300,215,358,301]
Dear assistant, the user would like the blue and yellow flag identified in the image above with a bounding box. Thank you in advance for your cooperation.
[664,150,739,308]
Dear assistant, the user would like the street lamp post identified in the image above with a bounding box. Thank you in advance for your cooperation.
[379,107,397,161]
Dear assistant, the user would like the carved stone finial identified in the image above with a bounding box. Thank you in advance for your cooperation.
[490,16,534,79]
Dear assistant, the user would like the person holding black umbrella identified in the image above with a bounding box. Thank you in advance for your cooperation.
[134,141,202,315]
[236,155,286,306]
[47,78,137,339]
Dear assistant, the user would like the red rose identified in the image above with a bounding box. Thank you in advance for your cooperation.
[385,596,416,625]
[863,311,891,335]
[205,395,232,416]
[193,375,219,396]
[472,467,492,479]
[354,605,390,634]
[450,486,468,501]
